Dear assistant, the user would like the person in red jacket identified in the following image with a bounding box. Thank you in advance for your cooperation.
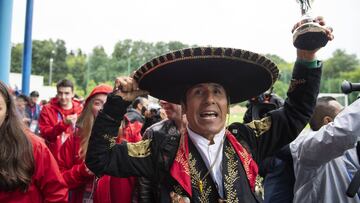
[58,84,113,203]
[0,81,68,203]
[119,96,149,142]
[38,79,83,160]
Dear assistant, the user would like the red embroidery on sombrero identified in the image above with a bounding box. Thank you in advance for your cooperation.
[226,130,258,191]
[170,133,192,197]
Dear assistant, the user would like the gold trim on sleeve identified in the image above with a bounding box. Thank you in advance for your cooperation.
[245,116,272,137]
[127,139,151,158]
[103,134,117,149]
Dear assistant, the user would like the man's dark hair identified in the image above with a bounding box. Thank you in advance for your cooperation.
[132,96,146,109]
[29,91,39,97]
[16,94,29,104]
[56,79,74,91]
[309,96,338,131]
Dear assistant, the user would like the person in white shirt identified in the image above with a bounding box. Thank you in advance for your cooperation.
[291,97,360,203]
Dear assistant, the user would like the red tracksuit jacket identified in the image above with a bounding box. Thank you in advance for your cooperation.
[0,133,68,202]
[38,98,82,160]
[59,133,110,203]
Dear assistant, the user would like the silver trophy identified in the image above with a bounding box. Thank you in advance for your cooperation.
[293,0,328,50]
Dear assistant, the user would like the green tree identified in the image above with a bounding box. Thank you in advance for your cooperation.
[10,43,23,73]
[323,49,359,78]
[66,49,87,92]
[273,80,288,99]
[87,46,110,85]
[340,66,360,103]
[51,39,68,83]
[31,39,56,84]
[167,41,189,51]
[265,54,292,99]
[321,49,359,93]
[153,41,168,56]
[112,39,133,74]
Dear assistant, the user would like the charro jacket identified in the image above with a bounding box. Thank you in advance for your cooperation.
[85,62,322,202]
[85,95,260,202]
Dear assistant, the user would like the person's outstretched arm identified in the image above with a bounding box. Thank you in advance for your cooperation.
[292,98,360,168]
[247,16,334,162]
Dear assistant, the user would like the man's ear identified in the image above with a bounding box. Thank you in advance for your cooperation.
[227,96,231,114]
[323,116,333,125]
[181,102,186,115]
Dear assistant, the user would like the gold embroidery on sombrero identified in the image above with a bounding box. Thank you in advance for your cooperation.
[211,47,216,55]
[102,134,117,149]
[189,153,212,203]
[224,145,240,202]
[190,48,194,57]
[156,57,161,65]
[200,47,205,56]
[230,48,235,57]
[180,49,185,58]
[245,116,272,137]
[170,52,176,60]
[221,48,226,56]
[127,139,151,158]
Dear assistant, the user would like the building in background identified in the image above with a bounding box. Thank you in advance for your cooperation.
[9,72,56,102]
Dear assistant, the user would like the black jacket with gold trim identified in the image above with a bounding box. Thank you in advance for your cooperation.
[86,98,260,202]
[85,62,321,202]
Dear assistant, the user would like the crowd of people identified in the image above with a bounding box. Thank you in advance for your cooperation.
[1,16,360,203]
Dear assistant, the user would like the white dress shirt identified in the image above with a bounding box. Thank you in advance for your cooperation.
[187,127,226,198]
[291,99,360,203]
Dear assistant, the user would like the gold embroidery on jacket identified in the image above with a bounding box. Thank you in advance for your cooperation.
[189,153,212,203]
[173,184,185,196]
[224,145,240,202]
[127,139,151,158]
[103,134,117,148]
[174,149,190,175]
[288,78,306,92]
[245,116,271,137]
[255,175,264,199]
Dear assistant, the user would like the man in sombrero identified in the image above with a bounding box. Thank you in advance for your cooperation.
[86,17,333,202]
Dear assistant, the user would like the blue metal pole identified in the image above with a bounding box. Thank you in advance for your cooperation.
[22,0,34,95]
[0,0,14,85]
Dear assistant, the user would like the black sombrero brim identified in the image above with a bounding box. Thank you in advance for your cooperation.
[133,47,279,104]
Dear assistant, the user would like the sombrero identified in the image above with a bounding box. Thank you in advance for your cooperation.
[132,47,279,104]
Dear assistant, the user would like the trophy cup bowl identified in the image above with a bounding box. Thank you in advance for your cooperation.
[293,0,329,50]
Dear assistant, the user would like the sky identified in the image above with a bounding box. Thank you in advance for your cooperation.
[10,0,360,62]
